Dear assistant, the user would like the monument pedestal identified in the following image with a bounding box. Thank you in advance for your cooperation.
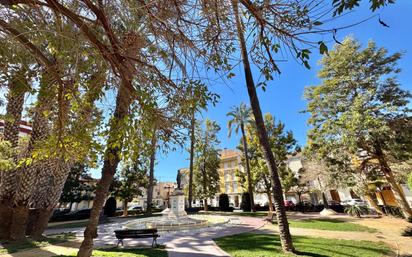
[165,189,187,218]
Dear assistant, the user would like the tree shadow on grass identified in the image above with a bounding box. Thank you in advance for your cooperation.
[215,233,394,257]
[55,246,168,257]
[0,233,75,254]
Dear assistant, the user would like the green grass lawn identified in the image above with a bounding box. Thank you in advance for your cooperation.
[201,212,377,233]
[56,247,167,257]
[288,219,377,233]
[215,233,393,257]
[0,233,75,254]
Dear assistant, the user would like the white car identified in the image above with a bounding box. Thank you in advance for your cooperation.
[341,199,367,206]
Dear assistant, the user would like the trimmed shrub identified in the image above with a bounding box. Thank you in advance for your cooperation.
[185,207,201,213]
[104,197,117,217]
[344,205,369,218]
[219,194,230,212]
[240,192,251,212]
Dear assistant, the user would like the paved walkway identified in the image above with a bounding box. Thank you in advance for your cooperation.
[166,217,264,257]
[0,216,265,257]
[1,214,410,257]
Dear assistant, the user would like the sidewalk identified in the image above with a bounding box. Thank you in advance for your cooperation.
[1,216,264,257]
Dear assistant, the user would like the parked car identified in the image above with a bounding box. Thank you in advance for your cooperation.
[49,208,71,222]
[128,206,142,211]
[65,208,92,220]
[284,200,295,207]
[283,200,295,211]
[327,200,340,206]
[341,199,367,206]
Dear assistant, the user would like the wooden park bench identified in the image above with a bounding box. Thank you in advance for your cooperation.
[114,228,159,247]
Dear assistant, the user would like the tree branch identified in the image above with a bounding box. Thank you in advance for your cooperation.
[0,19,62,84]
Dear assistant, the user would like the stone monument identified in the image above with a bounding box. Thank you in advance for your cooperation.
[168,189,187,218]
[161,170,187,218]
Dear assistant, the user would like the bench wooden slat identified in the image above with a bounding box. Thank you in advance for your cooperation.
[114,229,159,247]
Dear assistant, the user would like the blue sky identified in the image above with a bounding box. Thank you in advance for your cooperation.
[91,1,412,180]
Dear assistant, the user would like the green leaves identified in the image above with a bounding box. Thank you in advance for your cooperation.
[304,37,411,187]
[297,49,312,69]
[332,0,396,16]
[193,118,221,199]
[318,41,328,55]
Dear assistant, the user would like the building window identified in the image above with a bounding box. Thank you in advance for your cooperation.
[233,182,238,192]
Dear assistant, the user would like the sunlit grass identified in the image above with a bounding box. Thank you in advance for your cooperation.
[215,233,392,257]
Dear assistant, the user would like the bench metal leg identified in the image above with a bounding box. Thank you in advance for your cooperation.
[152,237,158,248]
[117,239,123,247]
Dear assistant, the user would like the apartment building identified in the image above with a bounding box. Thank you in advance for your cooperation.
[178,149,244,207]
[217,149,243,207]
[0,120,32,137]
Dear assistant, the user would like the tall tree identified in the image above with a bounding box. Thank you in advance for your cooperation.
[0,37,35,239]
[146,125,157,213]
[193,119,221,211]
[227,103,255,212]
[231,1,294,250]
[112,161,148,216]
[59,164,94,211]
[238,114,299,213]
[186,82,214,208]
[0,69,31,239]
[304,38,412,219]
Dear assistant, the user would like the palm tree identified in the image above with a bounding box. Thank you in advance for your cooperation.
[231,0,294,252]
[227,103,255,212]
[0,70,29,239]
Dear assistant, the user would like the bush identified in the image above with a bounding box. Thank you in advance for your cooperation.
[344,205,369,218]
[104,197,117,217]
[401,226,412,237]
[185,207,201,213]
[240,192,251,212]
[219,194,230,212]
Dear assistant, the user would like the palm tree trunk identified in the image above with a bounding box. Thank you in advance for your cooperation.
[146,129,157,213]
[240,123,255,212]
[77,81,133,257]
[188,109,196,208]
[9,77,54,240]
[28,160,71,239]
[0,77,26,239]
[231,0,294,251]
[29,81,103,239]
[26,208,53,240]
